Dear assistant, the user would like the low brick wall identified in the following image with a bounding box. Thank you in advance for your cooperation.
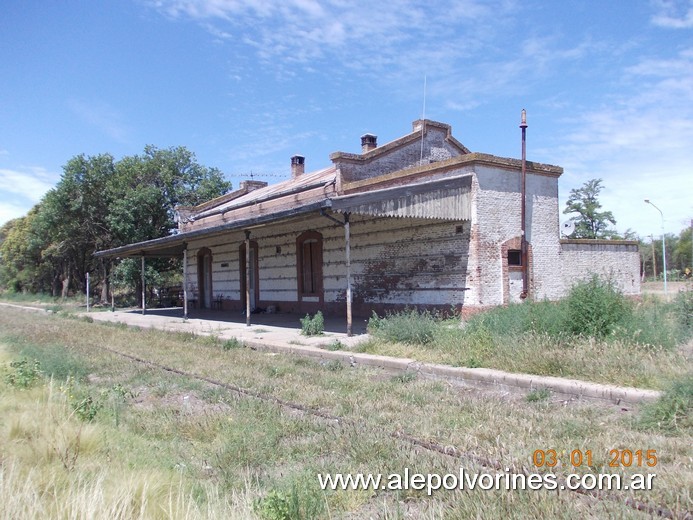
[560,239,640,295]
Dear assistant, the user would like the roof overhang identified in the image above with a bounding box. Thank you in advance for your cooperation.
[94,200,331,259]
[332,174,472,220]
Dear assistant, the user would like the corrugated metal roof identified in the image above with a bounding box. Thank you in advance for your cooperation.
[331,174,472,221]
[195,167,337,219]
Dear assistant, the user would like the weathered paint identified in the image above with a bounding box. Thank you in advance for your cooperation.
[183,211,470,315]
[98,118,640,318]
[560,240,641,295]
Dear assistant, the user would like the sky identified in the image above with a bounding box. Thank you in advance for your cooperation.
[1,0,691,238]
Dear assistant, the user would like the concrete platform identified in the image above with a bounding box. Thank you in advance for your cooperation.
[85,306,369,349]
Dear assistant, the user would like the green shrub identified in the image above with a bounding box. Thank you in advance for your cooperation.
[564,276,632,338]
[5,358,41,388]
[324,360,344,372]
[256,490,292,520]
[673,284,693,330]
[366,311,382,333]
[638,374,692,434]
[72,393,103,422]
[222,337,244,350]
[368,309,438,345]
[255,482,324,520]
[615,298,683,349]
[300,311,324,336]
[460,323,495,367]
[391,371,417,384]
[59,377,133,423]
[325,339,344,351]
[526,388,551,403]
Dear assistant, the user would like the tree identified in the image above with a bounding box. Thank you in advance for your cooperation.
[107,146,231,245]
[38,154,117,297]
[563,178,617,239]
[0,209,50,293]
[0,145,231,299]
[673,226,691,272]
[105,146,232,304]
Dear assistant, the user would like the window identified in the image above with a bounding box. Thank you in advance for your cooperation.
[507,249,522,267]
[296,231,323,298]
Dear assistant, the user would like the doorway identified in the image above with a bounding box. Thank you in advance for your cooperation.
[197,248,213,308]
[240,241,259,311]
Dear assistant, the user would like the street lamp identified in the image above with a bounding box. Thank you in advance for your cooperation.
[644,199,667,296]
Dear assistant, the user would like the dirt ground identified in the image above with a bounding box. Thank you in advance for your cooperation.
[641,280,690,299]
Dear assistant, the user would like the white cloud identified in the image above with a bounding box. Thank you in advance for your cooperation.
[0,167,55,203]
[0,167,57,226]
[150,0,511,71]
[67,99,131,143]
[0,201,35,226]
[550,47,693,236]
[651,0,693,28]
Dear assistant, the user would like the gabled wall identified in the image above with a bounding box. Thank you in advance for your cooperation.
[331,121,468,184]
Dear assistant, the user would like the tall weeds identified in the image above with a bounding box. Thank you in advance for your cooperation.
[364,278,692,387]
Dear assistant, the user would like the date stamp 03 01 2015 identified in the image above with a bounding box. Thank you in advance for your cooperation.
[532,449,658,469]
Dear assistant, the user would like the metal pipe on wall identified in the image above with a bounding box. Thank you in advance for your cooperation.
[183,247,189,319]
[344,213,353,337]
[141,255,146,315]
[520,109,528,300]
[245,230,251,327]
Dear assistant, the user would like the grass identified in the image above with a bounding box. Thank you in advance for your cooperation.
[362,281,693,390]
[638,373,693,434]
[0,306,691,518]
[0,290,87,313]
[526,388,552,403]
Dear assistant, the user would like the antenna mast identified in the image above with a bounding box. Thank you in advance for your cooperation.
[420,75,427,164]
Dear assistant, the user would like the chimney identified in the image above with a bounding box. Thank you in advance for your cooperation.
[361,133,377,153]
[240,180,268,192]
[291,155,305,178]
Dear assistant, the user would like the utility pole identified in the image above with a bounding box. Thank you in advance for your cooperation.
[650,234,657,280]
[644,200,667,296]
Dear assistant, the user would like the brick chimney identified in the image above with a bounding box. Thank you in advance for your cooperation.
[239,180,268,192]
[291,155,305,178]
[361,133,377,153]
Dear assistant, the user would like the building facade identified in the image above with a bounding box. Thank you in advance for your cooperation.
[96,119,640,324]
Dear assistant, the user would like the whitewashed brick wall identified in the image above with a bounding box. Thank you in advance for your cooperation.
[469,165,561,306]
[336,125,465,183]
[181,168,639,312]
[560,241,641,295]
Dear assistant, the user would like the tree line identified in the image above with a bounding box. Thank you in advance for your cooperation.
[0,146,231,299]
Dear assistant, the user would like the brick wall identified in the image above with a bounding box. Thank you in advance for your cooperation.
[181,168,639,316]
[560,240,641,295]
[184,211,471,316]
[335,125,465,183]
[469,165,561,306]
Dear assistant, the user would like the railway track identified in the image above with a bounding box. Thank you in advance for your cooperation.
[97,344,691,519]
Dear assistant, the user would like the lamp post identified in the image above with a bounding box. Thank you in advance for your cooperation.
[644,199,667,296]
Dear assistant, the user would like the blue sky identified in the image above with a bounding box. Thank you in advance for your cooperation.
[1,0,691,237]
